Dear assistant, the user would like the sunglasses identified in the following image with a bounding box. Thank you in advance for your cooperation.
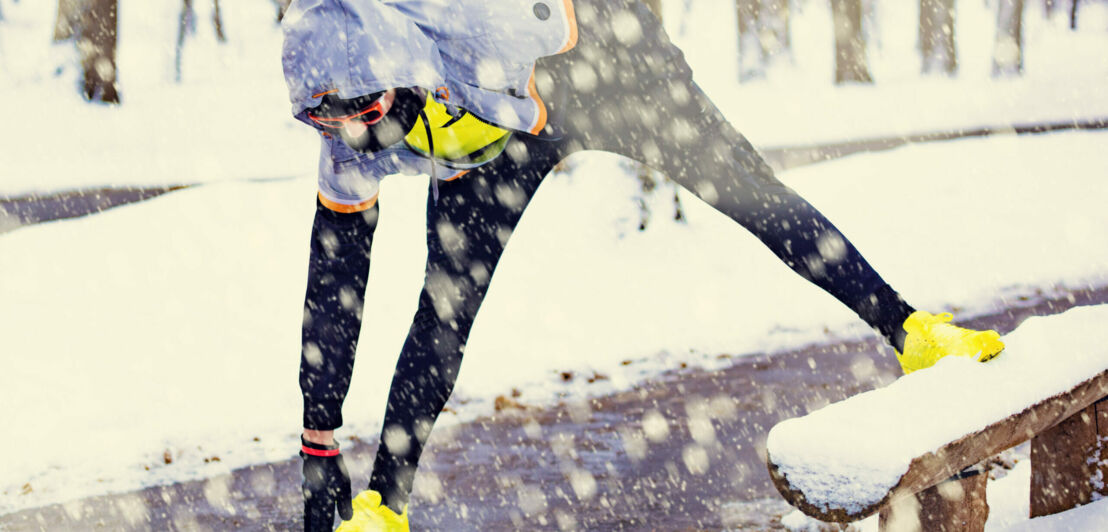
[306,98,388,131]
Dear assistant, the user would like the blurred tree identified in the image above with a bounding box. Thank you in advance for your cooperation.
[735,0,792,81]
[993,0,1024,76]
[56,0,120,103]
[764,0,791,59]
[736,0,763,80]
[213,0,225,41]
[175,0,226,82]
[1042,0,1078,28]
[643,0,662,21]
[830,0,872,83]
[175,0,193,82]
[54,0,82,41]
[633,164,685,231]
[919,0,956,75]
[273,0,292,22]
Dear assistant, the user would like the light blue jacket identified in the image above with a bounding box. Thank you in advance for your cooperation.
[282,0,578,206]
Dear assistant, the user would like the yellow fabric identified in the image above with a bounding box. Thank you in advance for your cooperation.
[335,490,410,532]
[404,94,509,162]
[896,311,1005,374]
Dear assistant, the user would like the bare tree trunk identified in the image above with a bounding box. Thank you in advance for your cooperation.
[763,0,792,65]
[643,0,662,22]
[736,0,764,80]
[273,0,291,23]
[735,0,792,81]
[634,165,685,231]
[175,0,193,82]
[55,0,84,41]
[1043,0,1057,16]
[919,0,957,75]
[992,0,1024,77]
[79,0,119,103]
[1069,0,1078,29]
[830,0,872,83]
[635,167,656,231]
[213,0,226,41]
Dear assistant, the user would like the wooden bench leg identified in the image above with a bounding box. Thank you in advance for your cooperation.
[1098,398,1108,497]
[1031,397,1108,517]
[878,473,988,532]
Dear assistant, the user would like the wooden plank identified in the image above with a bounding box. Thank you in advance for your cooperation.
[767,368,1108,522]
[1097,398,1108,496]
[878,471,988,532]
[1030,404,1097,517]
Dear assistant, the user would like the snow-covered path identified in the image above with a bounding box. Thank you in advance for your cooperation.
[1,0,1106,525]
[2,128,1107,518]
[2,287,1105,531]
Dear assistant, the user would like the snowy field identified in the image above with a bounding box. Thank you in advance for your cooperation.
[1,0,1107,529]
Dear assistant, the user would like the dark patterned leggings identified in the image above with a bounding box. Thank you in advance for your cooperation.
[298,0,914,513]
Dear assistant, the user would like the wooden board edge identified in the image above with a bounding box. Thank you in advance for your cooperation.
[767,368,1108,522]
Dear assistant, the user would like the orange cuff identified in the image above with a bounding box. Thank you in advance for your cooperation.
[318,192,378,213]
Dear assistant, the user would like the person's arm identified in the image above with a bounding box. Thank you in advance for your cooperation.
[299,200,378,431]
[298,200,378,530]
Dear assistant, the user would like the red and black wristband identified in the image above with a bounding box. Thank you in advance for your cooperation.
[301,436,341,458]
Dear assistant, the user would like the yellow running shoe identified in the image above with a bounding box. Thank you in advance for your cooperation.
[897,311,1005,374]
[335,490,409,532]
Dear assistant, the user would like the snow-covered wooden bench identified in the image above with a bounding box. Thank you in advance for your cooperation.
[765,306,1108,530]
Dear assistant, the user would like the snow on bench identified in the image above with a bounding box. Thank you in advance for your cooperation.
[766,305,1108,524]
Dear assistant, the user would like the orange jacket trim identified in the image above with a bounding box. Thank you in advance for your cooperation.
[318,191,378,213]
[558,0,579,54]
[526,67,548,135]
[446,170,470,182]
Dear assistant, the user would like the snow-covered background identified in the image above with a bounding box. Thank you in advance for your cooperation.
[1,0,1107,529]
[3,0,1107,194]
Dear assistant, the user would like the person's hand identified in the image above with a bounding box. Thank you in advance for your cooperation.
[300,436,354,531]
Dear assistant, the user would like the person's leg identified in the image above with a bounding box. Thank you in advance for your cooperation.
[301,198,379,431]
[538,0,914,349]
[366,134,567,513]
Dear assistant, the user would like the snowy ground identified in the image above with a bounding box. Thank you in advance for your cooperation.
[2,126,1105,523]
[1,0,1106,528]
